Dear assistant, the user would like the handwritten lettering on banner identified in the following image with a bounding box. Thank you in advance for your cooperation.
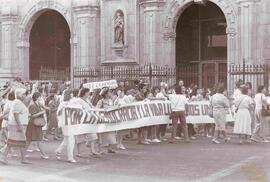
[83,80,118,90]
[61,101,234,136]
[185,101,234,124]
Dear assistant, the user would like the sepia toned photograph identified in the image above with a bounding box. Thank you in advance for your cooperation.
[0,0,269,181]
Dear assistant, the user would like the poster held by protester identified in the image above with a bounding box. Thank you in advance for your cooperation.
[61,100,234,136]
[83,80,118,90]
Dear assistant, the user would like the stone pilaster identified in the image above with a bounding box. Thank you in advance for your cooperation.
[0,14,21,78]
[16,41,30,80]
[237,0,254,64]
[139,0,166,65]
[73,2,100,67]
[163,32,176,67]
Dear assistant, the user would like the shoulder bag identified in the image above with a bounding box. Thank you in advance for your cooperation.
[33,102,46,127]
[235,96,247,114]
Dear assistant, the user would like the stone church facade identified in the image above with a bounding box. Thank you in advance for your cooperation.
[0,0,269,88]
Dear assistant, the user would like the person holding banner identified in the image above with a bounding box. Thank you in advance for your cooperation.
[55,89,77,163]
[156,83,169,141]
[233,86,253,144]
[169,85,190,143]
[114,90,129,150]
[211,83,230,144]
[75,88,100,156]
[97,88,117,153]
[134,83,150,145]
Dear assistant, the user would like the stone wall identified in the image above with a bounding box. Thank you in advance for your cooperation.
[0,0,268,82]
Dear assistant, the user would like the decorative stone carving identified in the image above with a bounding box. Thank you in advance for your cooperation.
[114,10,125,45]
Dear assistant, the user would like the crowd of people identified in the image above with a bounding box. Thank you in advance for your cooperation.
[0,78,269,165]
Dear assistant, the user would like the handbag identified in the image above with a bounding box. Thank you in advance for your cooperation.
[261,95,270,116]
[32,102,46,127]
[33,117,46,127]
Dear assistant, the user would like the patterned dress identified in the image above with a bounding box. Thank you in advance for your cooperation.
[212,93,230,131]
[97,98,117,146]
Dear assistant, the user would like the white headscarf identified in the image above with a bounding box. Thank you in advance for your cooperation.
[15,88,26,99]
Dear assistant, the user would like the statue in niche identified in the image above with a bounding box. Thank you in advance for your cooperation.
[114,10,124,45]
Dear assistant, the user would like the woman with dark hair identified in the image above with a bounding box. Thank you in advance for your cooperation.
[55,89,77,163]
[76,88,99,156]
[134,83,150,145]
[47,94,60,140]
[185,85,199,140]
[251,85,269,142]
[245,82,256,133]
[233,86,253,144]
[96,88,117,153]
[211,83,230,144]
[233,79,243,100]
[26,92,49,159]
[169,85,190,143]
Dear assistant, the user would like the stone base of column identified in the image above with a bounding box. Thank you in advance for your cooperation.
[0,68,23,84]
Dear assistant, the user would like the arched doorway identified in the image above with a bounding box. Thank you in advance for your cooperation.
[29,10,70,81]
[176,1,227,89]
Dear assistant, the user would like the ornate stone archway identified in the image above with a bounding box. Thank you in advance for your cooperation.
[17,0,72,81]
[163,0,237,66]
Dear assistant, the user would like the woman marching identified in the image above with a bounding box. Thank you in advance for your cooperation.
[75,88,100,157]
[55,89,77,163]
[96,88,117,153]
[211,83,231,144]
[233,86,253,144]
[26,92,49,159]
[0,88,31,164]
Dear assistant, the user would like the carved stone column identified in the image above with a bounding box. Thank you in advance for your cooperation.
[139,0,166,65]
[0,11,20,79]
[16,41,30,80]
[163,32,176,67]
[73,1,100,67]
[237,0,254,64]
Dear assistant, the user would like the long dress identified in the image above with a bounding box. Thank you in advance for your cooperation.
[233,95,252,135]
[97,98,117,146]
[212,93,230,131]
[26,101,43,141]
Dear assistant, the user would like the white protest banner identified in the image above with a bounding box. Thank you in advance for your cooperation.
[61,100,234,136]
[83,80,118,90]
[185,101,234,124]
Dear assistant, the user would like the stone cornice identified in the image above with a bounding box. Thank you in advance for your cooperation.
[0,14,19,22]
[236,0,259,5]
[139,0,166,8]
[73,5,100,13]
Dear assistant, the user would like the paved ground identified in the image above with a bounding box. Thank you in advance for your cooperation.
[0,135,269,182]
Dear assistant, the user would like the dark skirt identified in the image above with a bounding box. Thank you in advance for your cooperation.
[26,120,43,142]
